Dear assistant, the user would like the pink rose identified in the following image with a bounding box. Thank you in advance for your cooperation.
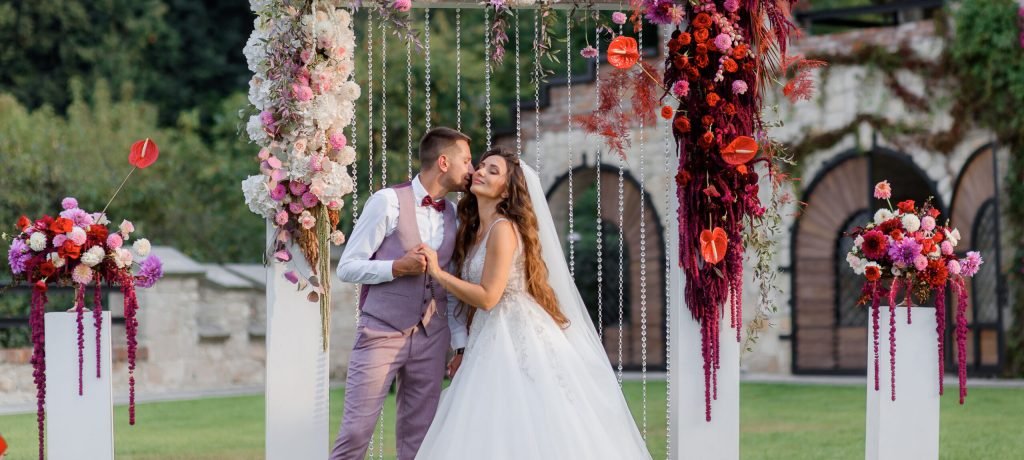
[293,138,308,155]
[107,233,124,250]
[289,202,305,215]
[302,192,319,208]
[612,12,627,25]
[271,184,287,201]
[288,181,308,196]
[393,0,411,12]
[298,211,317,230]
[275,210,289,226]
[731,80,748,95]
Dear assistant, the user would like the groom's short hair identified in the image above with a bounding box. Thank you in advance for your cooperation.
[420,127,471,171]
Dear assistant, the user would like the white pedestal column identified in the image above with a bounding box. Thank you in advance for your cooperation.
[45,311,114,460]
[668,200,740,460]
[865,306,940,460]
[265,224,330,459]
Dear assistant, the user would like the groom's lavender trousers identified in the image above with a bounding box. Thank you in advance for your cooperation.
[329,315,450,460]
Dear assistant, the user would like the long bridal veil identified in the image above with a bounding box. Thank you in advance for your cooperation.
[520,163,650,454]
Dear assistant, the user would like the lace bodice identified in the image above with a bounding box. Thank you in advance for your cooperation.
[462,218,527,296]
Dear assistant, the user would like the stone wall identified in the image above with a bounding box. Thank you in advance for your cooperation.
[0,246,360,405]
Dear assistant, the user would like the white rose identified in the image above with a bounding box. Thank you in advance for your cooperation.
[114,248,134,269]
[29,233,47,252]
[901,214,921,233]
[81,246,105,267]
[873,209,893,225]
[133,238,152,257]
[846,253,866,275]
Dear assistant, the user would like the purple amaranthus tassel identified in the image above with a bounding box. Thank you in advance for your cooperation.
[94,280,103,378]
[75,283,85,396]
[30,283,48,460]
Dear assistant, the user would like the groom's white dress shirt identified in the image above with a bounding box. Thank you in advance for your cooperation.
[337,175,468,349]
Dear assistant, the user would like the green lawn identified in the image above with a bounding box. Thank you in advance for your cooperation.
[0,382,1021,459]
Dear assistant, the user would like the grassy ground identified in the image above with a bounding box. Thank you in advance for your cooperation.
[0,382,1021,459]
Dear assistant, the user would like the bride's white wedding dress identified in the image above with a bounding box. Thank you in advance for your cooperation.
[416,166,651,460]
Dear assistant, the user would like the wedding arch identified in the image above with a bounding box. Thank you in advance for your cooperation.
[241,1,803,458]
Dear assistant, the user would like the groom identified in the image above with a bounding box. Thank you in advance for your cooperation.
[330,127,474,460]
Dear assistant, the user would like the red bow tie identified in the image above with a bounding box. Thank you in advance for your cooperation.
[420,195,446,212]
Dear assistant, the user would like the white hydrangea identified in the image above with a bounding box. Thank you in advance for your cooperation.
[250,0,274,13]
[243,20,271,74]
[338,80,361,102]
[241,175,280,219]
[246,114,269,145]
[310,169,354,205]
[873,209,893,225]
[336,146,356,166]
[133,238,152,257]
[249,75,272,111]
[29,232,47,252]
[901,214,921,233]
[81,246,105,267]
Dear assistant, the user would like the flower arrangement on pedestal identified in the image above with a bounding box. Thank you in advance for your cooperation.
[847,181,983,405]
[242,0,359,351]
[4,139,164,460]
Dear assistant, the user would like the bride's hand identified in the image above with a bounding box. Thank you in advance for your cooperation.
[417,245,441,277]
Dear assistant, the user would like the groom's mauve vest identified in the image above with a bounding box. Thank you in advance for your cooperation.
[358,182,456,335]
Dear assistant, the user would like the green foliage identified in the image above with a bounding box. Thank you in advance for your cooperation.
[947,0,1024,376]
[948,0,1024,147]
[0,0,251,125]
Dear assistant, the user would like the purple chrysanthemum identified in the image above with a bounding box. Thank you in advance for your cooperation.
[135,255,164,288]
[8,238,30,274]
[886,238,921,267]
[645,0,682,25]
[960,251,983,277]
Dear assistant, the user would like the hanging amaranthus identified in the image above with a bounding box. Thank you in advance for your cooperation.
[660,0,804,421]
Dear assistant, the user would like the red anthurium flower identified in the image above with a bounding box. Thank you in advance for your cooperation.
[699,227,728,265]
[129,138,160,169]
[607,36,640,69]
[721,136,758,165]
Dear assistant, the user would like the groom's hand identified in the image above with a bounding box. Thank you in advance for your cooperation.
[447,353,463,379]
[392,245,428,277]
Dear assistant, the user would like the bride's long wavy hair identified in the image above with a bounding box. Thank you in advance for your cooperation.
[453,147,568,328]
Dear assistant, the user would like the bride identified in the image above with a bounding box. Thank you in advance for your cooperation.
[415,147,651,459]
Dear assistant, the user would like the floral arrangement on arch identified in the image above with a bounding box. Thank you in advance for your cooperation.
[5,139,164,460]
[847,180,983,405]
[242,0,360,350]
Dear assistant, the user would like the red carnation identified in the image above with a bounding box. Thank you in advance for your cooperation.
[878,218,903,234]
[706,92,721,107]
[59,240,82,260]
[861,230,889,260]
[897,200,916,213]
[86,225,109,247]
[39,261,57,278]
[50,217,73,234]
[925,259,949,288]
